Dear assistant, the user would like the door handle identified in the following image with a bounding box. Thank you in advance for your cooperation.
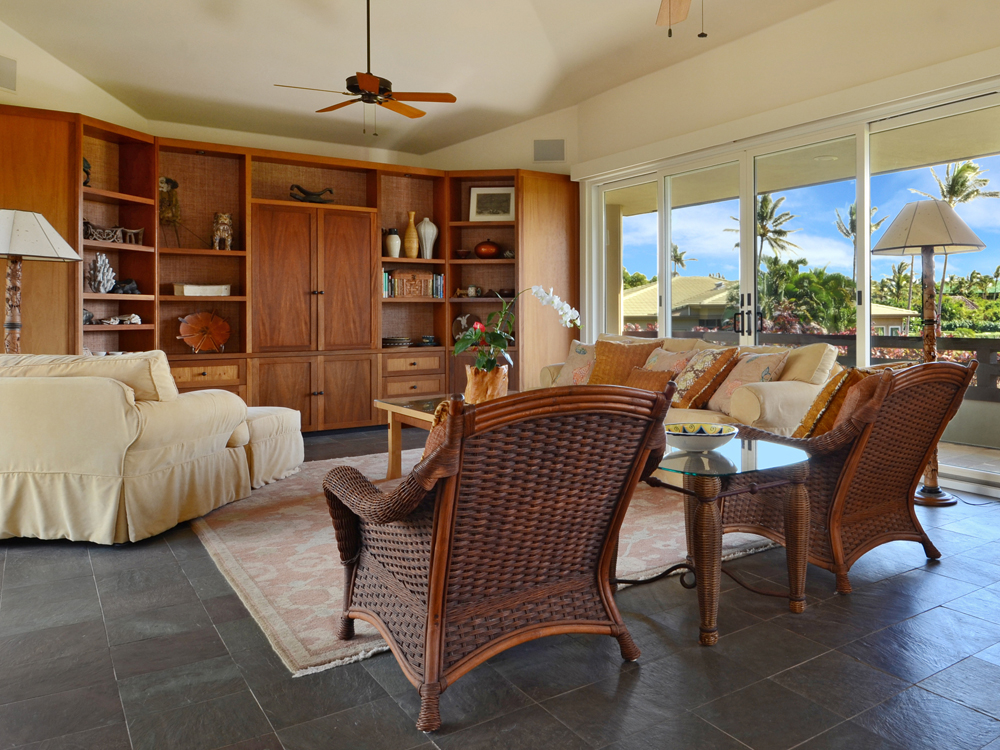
[410,385,418,390]
[756,311,764,332]
[311,391,325,396]
[733,312,743,335]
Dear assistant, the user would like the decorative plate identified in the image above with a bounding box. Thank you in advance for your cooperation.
[452,313,482,342]
[176,311,230,354]
[664,423,738,452]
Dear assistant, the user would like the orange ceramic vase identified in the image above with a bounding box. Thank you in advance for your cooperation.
[464,364,509,404]
[403,211,419,258]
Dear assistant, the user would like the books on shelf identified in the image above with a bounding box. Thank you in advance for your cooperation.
[383,270,445,299]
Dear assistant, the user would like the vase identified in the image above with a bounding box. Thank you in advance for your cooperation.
[464,364,509,405]
[383,228,401,257]
[417,217,438,260]
[474,239,500,259]
[403,211,419,258]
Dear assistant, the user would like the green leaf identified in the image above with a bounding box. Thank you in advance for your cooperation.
[453,338,473,356]
[486,332,508,348]
[482,358,496,372]
[500,349,513,366]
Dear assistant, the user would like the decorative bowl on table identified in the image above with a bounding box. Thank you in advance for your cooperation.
[665,423,737,453]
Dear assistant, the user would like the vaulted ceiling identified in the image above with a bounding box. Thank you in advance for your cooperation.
[0,0,835,154]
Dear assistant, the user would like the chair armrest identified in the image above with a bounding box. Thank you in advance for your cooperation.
[131,389,247,458]
[539,363,564,388]
[738,420,861,455]
[729,380,821,436]
[0,376,140,475]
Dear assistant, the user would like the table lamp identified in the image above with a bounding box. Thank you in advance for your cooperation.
[872,199,985,506]
[1,210,81,354]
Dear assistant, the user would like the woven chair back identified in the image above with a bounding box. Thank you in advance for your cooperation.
[835,362,975,525]
[436,385,670,671]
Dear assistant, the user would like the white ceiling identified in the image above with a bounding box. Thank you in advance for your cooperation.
[0,0,834,155]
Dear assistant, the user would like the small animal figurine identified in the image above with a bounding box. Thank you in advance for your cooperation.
[289,184,335,204]
[212,213,234,250]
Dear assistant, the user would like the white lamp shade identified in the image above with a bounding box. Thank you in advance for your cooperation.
[871,200,986,256]
[0,209,80,262]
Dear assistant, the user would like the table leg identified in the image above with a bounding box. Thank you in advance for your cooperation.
[692,475,723,646]
[784,463,810,614]
[386,414,402,480]
[683,474,697,567]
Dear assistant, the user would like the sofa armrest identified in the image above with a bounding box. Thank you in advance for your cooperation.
[729,380,822,437]
[126,389,248,475]
[539,363,564,388]
[0,376,140,476]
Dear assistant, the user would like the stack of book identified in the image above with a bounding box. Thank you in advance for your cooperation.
[383,270,445,298]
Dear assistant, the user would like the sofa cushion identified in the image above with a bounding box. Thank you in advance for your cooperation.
[588,339,662,386]
[708,351,788,416]
[644,347,697,373]
[779,343,838,385]
[624,367,673,392]
[661,338,699,352]
[672,347,740,409]
[551,341,597,386]
[0,350,179,402]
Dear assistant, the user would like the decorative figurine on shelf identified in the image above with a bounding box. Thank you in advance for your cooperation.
[502,247,515,259]
[82,309,94,326]
[383,227,401,257]
[403,211,419,258]
[159,176,182,246]
[121,228,144,245]
[100,313,142,325]
[289,185,334,204]
[212,213,234,250]
[417,217,438,260]
[110,279,141,295]
[83,220,123,243]
[88,253,115,293]
[83,158,91,187]
[177,311,231,353]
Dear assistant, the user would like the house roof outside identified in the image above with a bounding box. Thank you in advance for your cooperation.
[871,303,919,318]
[623,276,736,318]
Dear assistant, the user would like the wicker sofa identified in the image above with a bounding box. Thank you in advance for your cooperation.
[540,334,840,436]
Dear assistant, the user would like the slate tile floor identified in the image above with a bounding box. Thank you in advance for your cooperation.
[4,425,1000,748]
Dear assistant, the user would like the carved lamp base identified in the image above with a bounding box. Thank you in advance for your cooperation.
[3,254,22,355]
[914,485,959,507]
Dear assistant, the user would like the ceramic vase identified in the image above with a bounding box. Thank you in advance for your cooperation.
[417,217,438,260]
[383,228,401,258]
[403,211,419,258]
[464,364,509,405]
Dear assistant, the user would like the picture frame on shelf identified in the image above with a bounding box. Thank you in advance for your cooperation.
[469,187,515,222]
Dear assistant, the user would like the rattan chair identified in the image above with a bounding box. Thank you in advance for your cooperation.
[323,385,674,732]
[735,361,976,595]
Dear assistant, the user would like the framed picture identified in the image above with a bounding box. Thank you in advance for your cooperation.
[469,187,516,222]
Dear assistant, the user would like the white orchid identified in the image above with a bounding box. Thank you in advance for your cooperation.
[531,286,581,328]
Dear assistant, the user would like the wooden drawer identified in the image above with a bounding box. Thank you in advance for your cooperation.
[383,374,446,397]
[382,351,445,376]
[171,360,246,389]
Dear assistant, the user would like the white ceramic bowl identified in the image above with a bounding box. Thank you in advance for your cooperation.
[665,423,738,452]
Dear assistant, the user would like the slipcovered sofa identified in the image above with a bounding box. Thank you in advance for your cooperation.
[0,351,303,544]
[540,334,840,436]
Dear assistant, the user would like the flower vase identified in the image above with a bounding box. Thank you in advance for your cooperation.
[383,228,401,257]
[403,211,419,258]
[416,217,438,259]
[464,364,509,405]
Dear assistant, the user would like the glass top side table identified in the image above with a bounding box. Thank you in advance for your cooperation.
[651,436,811,646]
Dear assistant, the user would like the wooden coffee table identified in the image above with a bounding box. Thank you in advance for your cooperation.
[374,394,447,480]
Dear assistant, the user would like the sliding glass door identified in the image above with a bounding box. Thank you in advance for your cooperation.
[602,178,660,336]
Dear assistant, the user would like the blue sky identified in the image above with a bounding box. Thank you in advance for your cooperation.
[621,155,1000,285]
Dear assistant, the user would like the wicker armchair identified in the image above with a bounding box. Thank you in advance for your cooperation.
[736,361,976,595]
[323,385,674,732]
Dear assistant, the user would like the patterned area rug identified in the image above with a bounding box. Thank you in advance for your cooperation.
[192,451,774,675]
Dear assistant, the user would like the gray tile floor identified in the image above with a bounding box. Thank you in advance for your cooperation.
[4,425,1000,748]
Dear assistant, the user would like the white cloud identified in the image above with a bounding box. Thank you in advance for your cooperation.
[621,213,657,247]
[784,233,855,273]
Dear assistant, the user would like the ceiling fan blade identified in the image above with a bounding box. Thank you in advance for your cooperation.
[356,72,381,94]
[379,99,426,119]
[656,0,691,26]
[316,98,362,113]
[275,84,351,95]
[390,92,457,103]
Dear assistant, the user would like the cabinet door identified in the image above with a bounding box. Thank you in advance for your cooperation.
[253,356,318,431]
[319,354,376,429]
[253,205,316,352]
[318,210,376,350]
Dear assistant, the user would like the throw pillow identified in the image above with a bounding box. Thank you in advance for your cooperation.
[660,338,699,353]
[780,343,839,385]
[671,347,740,409]
[552,341,596,386]
[588,339,663,386]
[624,367,673,392]
[707,351,788,416]
[644,347,697,373]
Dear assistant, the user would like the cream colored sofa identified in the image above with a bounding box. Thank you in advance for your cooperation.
[0,351,303,544]
[541,335,839,436]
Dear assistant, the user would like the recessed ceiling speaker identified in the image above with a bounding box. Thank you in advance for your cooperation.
[0,56,16,93]
[534,139,565,163]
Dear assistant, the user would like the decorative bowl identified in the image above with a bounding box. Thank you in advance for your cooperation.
[474,239,501,259]
[664,423,737,452]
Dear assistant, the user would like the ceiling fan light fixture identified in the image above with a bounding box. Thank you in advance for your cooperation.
[698,0,707,37]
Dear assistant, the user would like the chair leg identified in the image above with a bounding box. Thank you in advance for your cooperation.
[834,568,852,595]
[616,629,641,662]
[416,683,442,732]
[336,616,355,640]
[922,536,942,560]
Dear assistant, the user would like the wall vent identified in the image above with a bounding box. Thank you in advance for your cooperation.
[0,56,16,93]
[533,139,565,162]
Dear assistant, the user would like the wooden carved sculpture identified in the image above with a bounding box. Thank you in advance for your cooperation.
[3,255,21,354]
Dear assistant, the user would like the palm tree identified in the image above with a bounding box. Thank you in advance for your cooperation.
[889,262,909,307]
[834,202,888,283]
[726,193,801,257]
[910,160,1000,317]
[993,265,1000,300]
[671,243,697,277]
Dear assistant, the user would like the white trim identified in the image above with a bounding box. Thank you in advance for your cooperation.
[856,121,872,367]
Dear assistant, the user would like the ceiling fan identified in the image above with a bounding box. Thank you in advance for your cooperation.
[656,0,691,35]
[275,0,456,129]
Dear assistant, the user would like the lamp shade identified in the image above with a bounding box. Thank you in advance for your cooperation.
[871,200,985,256]
[0,209,80,262]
